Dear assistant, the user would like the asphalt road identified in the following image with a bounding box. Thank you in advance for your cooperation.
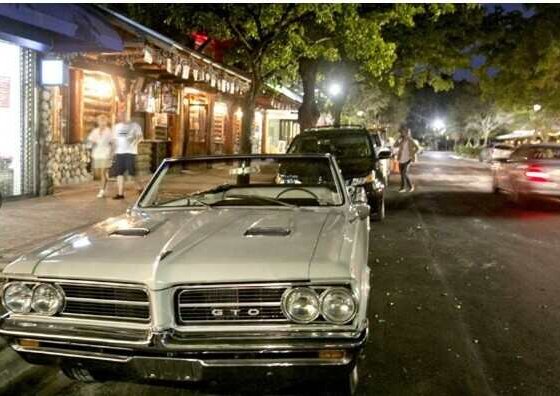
[1,151,559,395]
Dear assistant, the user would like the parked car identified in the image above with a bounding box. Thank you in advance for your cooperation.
[0,154,370,394]
[288,126,391,221]
[480,143,514,162]
[368,129,391,186]
[492,144,560,205]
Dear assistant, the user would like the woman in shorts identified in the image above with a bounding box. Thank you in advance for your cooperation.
[87,115,113,198]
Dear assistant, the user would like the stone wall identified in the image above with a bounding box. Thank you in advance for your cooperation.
[38,88,54,196]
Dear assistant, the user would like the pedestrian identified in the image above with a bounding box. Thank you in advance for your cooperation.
[86,114,113,198]
[394,126,421,193]
[112,112,143,200]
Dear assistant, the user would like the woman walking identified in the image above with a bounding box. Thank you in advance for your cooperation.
[394,126,421,193]
[87,115,113,198]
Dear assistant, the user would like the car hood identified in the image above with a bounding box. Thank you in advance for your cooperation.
[3,208,351,290]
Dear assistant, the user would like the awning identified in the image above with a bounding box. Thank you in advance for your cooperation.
[495,130,535,140]
[0,4,123,52]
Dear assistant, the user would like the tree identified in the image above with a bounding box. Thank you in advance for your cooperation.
[296,4,485,130]
[479,5,560,128]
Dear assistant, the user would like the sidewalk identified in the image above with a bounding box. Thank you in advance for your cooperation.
[0,182,145,266]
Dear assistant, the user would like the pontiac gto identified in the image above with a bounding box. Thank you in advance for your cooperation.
[0,154,370,394]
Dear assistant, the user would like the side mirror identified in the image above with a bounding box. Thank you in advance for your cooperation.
[377,148,392,160]
[347,186,368,205]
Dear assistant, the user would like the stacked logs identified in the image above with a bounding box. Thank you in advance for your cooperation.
[47,144,93,187]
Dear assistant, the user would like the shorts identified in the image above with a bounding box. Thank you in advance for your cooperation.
[92,158,112,170]
[114,153,136,176]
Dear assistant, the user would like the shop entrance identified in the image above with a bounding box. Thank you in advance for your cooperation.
[185,101,209,156]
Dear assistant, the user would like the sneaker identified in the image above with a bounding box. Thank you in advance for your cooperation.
[409,185,415,192]
[398,188,406,193]
[96,189,105,198]
[112,194,125,200]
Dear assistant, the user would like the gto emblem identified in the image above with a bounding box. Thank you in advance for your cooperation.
[211,308,260,317]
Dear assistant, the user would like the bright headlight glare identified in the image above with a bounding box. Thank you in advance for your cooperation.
[320,288,357,324]
[31,284,64,316]
[282,287,320,323]
[2,282,33,314]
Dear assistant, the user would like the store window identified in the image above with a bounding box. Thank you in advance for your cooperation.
[0,41,21,197]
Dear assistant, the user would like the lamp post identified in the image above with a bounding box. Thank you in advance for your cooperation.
[327,81,344,126]
[431,118,446,150]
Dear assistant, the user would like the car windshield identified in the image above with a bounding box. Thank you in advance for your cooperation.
[289,133,372,159]
[139,156,343,208]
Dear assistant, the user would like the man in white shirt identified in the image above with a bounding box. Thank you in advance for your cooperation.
[394,126,421,193]
[112,113,143,200]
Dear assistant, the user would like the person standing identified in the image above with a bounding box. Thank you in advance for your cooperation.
[86,115,113,198]
[112,113,143,200]
[394,126,421,193]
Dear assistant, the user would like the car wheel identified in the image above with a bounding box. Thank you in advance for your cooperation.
[61,366,99,383]
[324,366,359,396]
[492,178,500,194]
[371,195,385,221]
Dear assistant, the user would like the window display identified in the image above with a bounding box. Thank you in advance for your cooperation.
[0,41,21,197]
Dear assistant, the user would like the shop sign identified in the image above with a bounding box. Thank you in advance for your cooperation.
[182,65,190,80]
[0,76,9,108]
[143,48,153,64]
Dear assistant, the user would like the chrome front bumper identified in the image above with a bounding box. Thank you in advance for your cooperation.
[0,315,368,381]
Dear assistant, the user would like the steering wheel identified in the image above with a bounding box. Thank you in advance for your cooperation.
[275,187,320,201]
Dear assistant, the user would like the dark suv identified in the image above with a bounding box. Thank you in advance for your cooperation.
[288,126,391,220]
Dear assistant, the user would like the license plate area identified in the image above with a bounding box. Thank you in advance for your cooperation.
[131,357,203,381]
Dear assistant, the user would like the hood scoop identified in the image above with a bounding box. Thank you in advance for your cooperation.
[244,213,294,237]
[244,227,291,237]
[110,227,150,237]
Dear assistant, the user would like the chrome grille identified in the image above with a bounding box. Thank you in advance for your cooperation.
[176,285,328,324]
[58,283,150,323]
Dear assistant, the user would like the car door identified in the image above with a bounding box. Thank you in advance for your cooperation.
[502,146,530,192]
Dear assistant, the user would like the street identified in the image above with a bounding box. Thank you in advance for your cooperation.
[1,152,560,395]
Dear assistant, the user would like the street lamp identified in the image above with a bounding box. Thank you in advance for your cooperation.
[328,82,343,97]
[432,118,445,132]
[356,110,365,117]
[533,104,542,112]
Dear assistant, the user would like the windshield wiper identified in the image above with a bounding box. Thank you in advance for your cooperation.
[225,194,297,208]
[186,197,213,208]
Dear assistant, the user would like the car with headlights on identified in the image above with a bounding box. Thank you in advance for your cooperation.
[0,154,370,395]
[288,126,391,221]
[492,144,560,205]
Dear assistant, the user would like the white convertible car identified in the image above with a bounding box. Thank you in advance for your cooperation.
[0,154,370,394]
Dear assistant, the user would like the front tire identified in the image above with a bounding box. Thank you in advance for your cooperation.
[324,365,359,395]
[371,194,385,221]
[61,366,99,383]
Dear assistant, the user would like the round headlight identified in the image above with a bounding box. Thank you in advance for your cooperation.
[2,282,33,314]
[320,288,357,324]
[282,287,320,323]
[31,284,64,316]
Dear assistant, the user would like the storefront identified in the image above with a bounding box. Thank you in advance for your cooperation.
[0,39,36,198]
